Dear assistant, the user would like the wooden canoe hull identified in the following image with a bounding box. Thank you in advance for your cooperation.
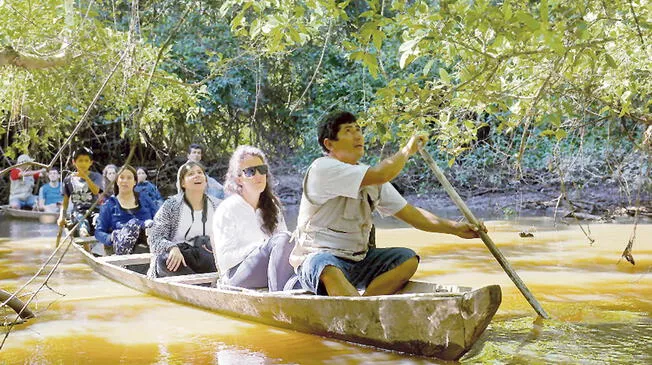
[1,206,58,221]
[72,241,501,360]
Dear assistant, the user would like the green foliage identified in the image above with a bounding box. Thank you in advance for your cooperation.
[218,0,650,161]
[1,0,649,203]
[0,0,198,161]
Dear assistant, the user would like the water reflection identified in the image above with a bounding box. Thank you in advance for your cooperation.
[0,214,60,240]
[1,216,651,364]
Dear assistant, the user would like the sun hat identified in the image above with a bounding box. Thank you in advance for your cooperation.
[16,154,33,165]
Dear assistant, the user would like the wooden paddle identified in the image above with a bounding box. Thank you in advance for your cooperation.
[419,147,550,319]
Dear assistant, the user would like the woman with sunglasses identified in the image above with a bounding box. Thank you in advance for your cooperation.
[147,161,221,278]
[212,145,296,291]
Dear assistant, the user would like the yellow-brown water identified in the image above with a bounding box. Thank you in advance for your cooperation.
[1,218,650,364]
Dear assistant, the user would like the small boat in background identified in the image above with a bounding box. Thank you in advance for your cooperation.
[70,237,502,360]
[0,205,58,223]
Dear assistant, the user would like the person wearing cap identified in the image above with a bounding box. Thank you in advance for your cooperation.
[9,154,45,210]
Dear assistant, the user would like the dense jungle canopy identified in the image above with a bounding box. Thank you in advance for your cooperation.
[1,0,650,201]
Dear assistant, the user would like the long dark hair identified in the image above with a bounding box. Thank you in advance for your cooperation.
[103,164,118,195]
[224,145,281,235]
[112,165,138,196]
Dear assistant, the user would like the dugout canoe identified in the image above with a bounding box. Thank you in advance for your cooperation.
[0,205,58,221]
[71,237,501,360]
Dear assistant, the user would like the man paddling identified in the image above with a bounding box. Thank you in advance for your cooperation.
[290,111,486,296]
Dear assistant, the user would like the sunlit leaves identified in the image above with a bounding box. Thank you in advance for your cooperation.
[515,11,540,31]
[399,38,421,69]
[3,0,649,164]
[439,68,450,84]
[604,53,618,68]
[219,0,338,53]
[350,51,379,78]
[0,0,199,156]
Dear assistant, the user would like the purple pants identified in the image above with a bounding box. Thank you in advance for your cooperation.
[223,232,297,291]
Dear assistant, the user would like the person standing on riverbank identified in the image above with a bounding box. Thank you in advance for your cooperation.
[290,111,486,297]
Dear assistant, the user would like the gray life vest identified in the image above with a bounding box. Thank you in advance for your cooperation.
[9,172,36,201]
[290,164,380,268]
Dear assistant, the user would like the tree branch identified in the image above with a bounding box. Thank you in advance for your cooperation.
[628,0,646,47]
[0,45,75,69]
[48,50,130,168]
[564,81,651,126]
[290,19,333,114]
[516,57,564,171]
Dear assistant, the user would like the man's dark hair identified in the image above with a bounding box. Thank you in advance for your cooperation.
[317,111,357,152]
[72,147,93,161]
[188,143,203,154]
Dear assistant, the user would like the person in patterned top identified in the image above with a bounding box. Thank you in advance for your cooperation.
[57,147,103,243]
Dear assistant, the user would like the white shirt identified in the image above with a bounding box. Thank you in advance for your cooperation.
[173,202,215,246]
[290,157,409,266]
[212,194,287,272]
[303,156,407,217]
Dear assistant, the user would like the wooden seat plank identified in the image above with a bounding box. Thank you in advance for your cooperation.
[97,253,152,266]
[155,272,219,285]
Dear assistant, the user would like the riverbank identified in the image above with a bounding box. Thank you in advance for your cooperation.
[274,173,652,223]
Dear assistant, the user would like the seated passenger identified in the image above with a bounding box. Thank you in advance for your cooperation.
[95,165,158,255]
[177,144,225,199]
[147,161,221,278]
[134,166,164,209]
[58,147,103,244]
[9,154,44,210]
[38,168,64,213]
[212,145,296,291]
[102,164,118,196]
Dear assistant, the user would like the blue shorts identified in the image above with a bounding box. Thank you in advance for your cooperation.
[297,247,418,295]
[9,195,36,209]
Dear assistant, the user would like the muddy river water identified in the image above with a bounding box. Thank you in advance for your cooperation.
[0,216,650,364]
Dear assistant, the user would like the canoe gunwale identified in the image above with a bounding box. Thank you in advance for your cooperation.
[1,205,58,220]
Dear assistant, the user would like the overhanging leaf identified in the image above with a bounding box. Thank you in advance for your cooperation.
[605,53,618,68]
[439,68,450,83]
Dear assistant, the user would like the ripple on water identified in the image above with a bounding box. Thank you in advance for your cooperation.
[464,315,652,364]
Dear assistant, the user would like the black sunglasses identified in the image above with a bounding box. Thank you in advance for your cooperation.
[241,164,268,177]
